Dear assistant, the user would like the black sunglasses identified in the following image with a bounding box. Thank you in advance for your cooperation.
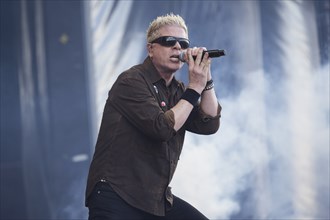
[151,36,190,49]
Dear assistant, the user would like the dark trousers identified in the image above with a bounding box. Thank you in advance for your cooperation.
[87,182,209,220]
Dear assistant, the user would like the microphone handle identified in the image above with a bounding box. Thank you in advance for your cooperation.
[192,49,226,60]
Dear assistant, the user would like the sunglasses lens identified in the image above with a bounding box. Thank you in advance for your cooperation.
[152,36,190,49]
[164,38,177,47]
[178,40,189,49]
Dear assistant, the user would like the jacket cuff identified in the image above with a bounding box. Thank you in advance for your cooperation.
[164,109,175,128]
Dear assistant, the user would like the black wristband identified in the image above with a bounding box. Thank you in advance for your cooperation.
[181,88,201,106]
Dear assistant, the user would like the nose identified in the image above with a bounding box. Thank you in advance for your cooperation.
[173,40,181,49]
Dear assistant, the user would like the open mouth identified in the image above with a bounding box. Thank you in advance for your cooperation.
[170,54,180,60]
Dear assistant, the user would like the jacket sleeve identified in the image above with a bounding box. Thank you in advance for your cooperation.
[184,103,222,135]
[109,72,176,141]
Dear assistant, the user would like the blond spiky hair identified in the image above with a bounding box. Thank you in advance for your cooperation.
[146,13,188,43]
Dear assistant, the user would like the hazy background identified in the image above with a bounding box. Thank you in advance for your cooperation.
[1,0,329,219]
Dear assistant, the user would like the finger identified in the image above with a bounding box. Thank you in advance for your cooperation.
[202,51,210,63]
[192,47,198,56]
[187,48,194,65]
[203,59,211,69]
[194,48,204,64]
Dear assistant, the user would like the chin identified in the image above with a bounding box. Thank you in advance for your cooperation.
[170,61,182,70]
[158,62,181,74]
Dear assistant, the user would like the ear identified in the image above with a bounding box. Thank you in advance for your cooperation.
[147,43,153,58]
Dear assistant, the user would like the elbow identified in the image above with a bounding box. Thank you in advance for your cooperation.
[206,122,220,135]
[200,117,221,135]
[208,123,220,134]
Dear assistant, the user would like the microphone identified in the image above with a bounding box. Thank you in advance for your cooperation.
[179,49,226,62]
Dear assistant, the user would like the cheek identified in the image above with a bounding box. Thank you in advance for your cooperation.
[154,51,167,63]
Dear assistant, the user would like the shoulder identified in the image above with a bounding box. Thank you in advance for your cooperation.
[118,64,145,81]
[111,63,152,93]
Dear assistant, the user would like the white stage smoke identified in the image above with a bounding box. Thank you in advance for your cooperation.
[172,1,329,219]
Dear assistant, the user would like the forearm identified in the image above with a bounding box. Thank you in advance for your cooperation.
[200,87,219,117]
[170,88,220,133]
[170,99,194,131]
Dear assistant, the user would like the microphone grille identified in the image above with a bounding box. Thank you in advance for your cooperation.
[179,52,186,62]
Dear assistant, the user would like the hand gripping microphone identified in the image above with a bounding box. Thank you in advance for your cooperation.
[179,49,226,62]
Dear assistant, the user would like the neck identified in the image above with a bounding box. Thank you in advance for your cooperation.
[159,72,174,86]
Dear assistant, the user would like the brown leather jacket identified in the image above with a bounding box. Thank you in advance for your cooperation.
[85,57,221,216]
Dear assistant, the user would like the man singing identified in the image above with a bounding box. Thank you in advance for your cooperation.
[86,13,222,220]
